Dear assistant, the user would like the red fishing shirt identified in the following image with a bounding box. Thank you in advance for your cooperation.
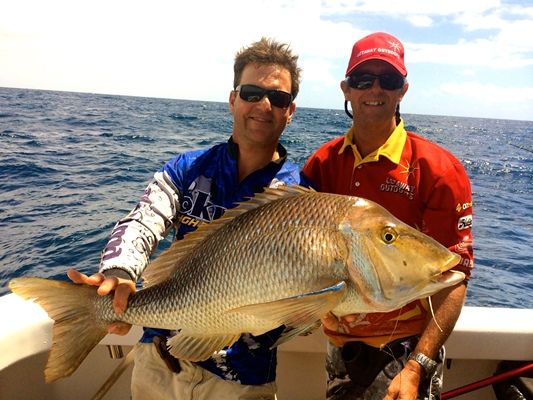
[302,121,474,347]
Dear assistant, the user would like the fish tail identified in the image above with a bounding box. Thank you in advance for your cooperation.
[9,277,108,383]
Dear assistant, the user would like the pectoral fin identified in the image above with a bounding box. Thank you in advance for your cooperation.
[166,332,241,361]
[228,281,347,328]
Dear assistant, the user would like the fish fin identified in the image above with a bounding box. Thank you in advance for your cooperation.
[228,281,347,328]
[8,277,108,383]
[142,184,314,288]
[272,320,322,348]
[166,332,241,361]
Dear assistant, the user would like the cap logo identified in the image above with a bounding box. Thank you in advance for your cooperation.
[357,40,401,60]
[388,40,402,52]
[356,48,377,57]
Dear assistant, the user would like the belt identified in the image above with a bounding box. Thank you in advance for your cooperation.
[153,335,182,373]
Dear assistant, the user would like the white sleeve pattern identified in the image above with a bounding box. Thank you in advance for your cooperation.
[99,171,181,281]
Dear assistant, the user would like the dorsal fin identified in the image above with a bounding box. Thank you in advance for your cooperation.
[142,184,314,287]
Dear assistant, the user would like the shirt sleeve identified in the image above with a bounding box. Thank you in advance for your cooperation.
[422,161,474,278]
[302,153,323,190]
[99,170,181,281]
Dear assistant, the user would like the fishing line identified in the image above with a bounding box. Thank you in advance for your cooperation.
[380,306,403,359]
[380,310,404,396]
[428,296,443,333]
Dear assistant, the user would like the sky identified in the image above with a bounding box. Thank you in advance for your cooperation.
[1,0,532,121]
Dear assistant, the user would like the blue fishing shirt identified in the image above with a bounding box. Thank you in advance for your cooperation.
[140,137,305,385]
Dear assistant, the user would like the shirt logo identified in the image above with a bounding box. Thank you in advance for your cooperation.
[399,160,419,177]
[178,176,226,227]
[457,215,473,231]
[451,237,473,269]
[380,177,415,200]
[456,201,473,213]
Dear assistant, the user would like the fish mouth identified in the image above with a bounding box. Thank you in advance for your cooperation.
[432,270,466,285]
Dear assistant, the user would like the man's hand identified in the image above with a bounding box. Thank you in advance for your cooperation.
[67,268,135,335]
[384,360,423,400]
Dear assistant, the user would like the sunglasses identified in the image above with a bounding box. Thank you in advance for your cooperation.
[235,84,293,108]
[347,73,405,91]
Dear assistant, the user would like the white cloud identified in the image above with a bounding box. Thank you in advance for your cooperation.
[440,82,533,103]
[406,15,434,27]
[320,0,501,17]
[460,69,476,77]
[407,37,533,69]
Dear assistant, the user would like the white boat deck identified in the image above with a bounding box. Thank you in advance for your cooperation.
[1,293,532,399]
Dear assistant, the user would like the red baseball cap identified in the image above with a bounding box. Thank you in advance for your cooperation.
[345,32,407,77]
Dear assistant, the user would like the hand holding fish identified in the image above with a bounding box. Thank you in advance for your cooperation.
[67,268,134,335]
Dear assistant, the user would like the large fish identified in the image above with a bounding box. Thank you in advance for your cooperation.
[9,185,464,382]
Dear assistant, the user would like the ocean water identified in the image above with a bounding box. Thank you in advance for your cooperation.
[0,87,532,308]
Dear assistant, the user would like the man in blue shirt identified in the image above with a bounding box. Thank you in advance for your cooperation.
[69,37,303,399]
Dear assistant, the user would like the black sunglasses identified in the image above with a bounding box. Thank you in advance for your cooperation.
[236,84,293,108]
[347,73,405,91]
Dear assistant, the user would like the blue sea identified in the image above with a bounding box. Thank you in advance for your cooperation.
[0,87,532,309]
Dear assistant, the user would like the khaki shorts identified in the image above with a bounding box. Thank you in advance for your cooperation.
[131,342,277,400]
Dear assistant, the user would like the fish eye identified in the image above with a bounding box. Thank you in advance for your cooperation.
[381,227,397,244]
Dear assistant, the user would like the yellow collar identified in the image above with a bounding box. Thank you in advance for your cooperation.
[339,120,407,167]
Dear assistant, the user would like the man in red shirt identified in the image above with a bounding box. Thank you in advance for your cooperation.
[303,32,474,400]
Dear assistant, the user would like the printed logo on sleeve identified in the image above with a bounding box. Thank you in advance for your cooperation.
[456,201,473,213]
[457,215,473,230]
